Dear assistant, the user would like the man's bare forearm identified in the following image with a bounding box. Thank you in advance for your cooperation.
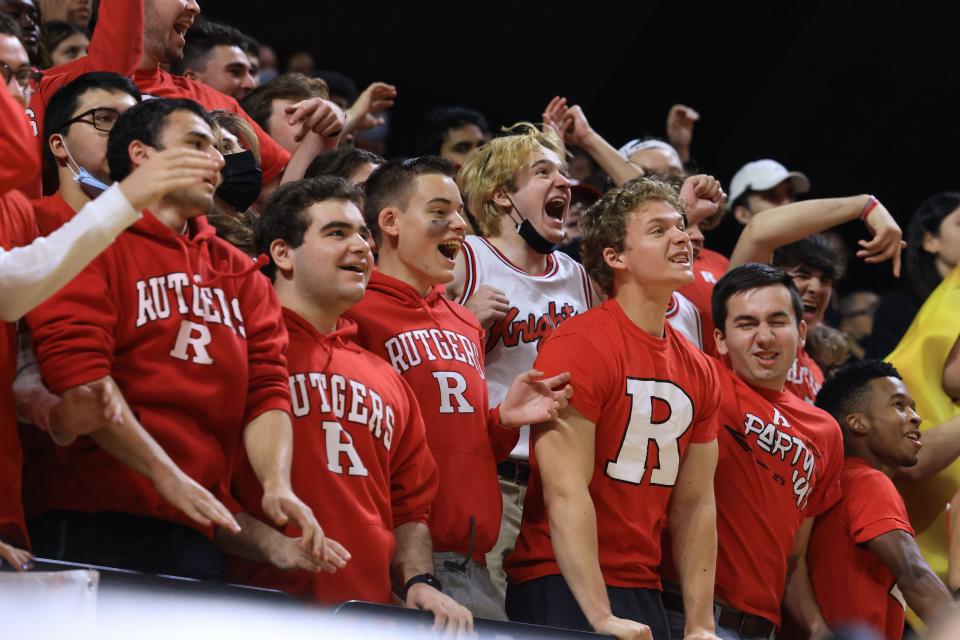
[783,556,829,638]
[547,488,613,629]
[670,491,718,634]
[391,521,435,594]
[214,512,280,563]
[243,409,295,490]
[898,415,960,481]
[579,130,643,187]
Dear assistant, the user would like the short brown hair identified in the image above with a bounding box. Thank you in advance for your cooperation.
[581,177,684,296]
[240,73,329,135]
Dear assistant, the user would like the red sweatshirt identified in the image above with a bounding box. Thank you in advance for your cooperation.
[228,309,438,604]
[132,67,289,186]
[24,0,143,198]
[24,212,290,536]
[344,271,517,560]
[32,192,74,235]
[0,84,40,548]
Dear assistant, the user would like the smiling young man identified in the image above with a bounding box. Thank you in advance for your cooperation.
[173,18,257,101]
[450,124,595,596]
[219,177,472,634]
[24,98,324,579]
[659,263,844,640]
[345,156,573,620]
[504,178,722,640]
[798,360,953,639]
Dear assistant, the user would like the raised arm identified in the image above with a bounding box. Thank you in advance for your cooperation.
[669,440,720,640]
[729,195,904,274]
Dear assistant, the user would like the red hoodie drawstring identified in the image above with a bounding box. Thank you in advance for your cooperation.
[195,241,268,287]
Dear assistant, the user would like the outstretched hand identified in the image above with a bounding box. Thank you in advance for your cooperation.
[666,104,700,160]
[0,539,32,572]
[50,376,125,445]
[499,369,573,428]
[119,148,223,212]
[346,82,397,132]
[285,97,345,143]
[261,485,331,564]
[857,199,905,277]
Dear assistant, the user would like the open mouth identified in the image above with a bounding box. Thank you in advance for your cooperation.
[544,196,567,221]
[339,264,365,275]
[905,430,922,443]
[752,351,779,366]
[668,252,690,264]
[437,239,461,262]
[802,301,819,316]
[173,17,193,43]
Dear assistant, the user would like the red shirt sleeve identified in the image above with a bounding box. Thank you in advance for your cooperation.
[390,378,439,527]
[806,418,844,517]
[846,467,914,544]
[534,333,612,424]
[486,405,521,461]
[238,272,291,425]
[690,352,721,443]
[47,0,143,80]
[25,255,115,393]
[0,84,39,192]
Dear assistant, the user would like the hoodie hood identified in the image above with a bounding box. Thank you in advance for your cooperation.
[133,211,265,286]
[366,270,481,332]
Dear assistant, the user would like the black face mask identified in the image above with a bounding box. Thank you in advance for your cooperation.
[506,195,560,254]
[216,150,262,212]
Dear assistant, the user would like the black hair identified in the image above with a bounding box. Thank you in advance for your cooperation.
[413,106,489,157]
[362,156,455,245]
[256,177,363,281]
[106,98,211,182]
[171,18,251,75]
[314,69,358,105]
[712,263,804,332]
[44,72,141,173]
[0,12,20,37]
[815,359,902,426]
[772,233,845,282]
[304,146,384,183]
[903,192,960,301]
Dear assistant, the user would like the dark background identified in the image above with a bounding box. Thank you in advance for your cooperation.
[200,1,958,295]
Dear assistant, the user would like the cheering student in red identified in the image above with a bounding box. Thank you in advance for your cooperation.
[660,263,844,640]
[505,178,721,640]
[797,360,952,639]
[25,98,322,580]
[222,177,472,634]
[345,156,573,620]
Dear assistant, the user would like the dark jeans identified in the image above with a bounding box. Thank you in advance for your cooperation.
[507,574,671,640]
[28,510,224,581]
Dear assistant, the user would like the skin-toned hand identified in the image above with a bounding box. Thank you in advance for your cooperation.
[0,540,32,571]
[285,97,346,143]
[37,0,70,22]
[152,467,241,533]
[684,628,722,640]
[594,615,653,640]
[679,174,725,224]
[499,369,574,428]
[345,82,397,132]
[542,95,569,139]
[267,534,351,574]
[406,583,474,637]
[858,200,905,276]
[118,148,223,212]
[465,284,510,329]
[261,485,330,564]
[666,104,700,158]
[49,376,125,445]
[560,105,596,148]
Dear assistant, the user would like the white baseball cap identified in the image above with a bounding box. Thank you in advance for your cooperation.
[728,159,810,209]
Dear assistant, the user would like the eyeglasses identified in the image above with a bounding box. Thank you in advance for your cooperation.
[61,108,123,133]
[0,61,40,89]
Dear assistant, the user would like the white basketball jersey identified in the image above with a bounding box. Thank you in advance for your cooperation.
[458,236,595,459]
[667,292,703,350]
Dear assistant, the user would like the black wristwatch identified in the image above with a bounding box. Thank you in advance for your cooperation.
[404,573,442,597]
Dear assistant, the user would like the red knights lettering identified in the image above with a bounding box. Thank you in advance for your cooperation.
[487,301,577,350]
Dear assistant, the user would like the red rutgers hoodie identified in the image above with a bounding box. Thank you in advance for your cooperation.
[24,211,290,535]
[344,270,518,561]
[228,309,439,604]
